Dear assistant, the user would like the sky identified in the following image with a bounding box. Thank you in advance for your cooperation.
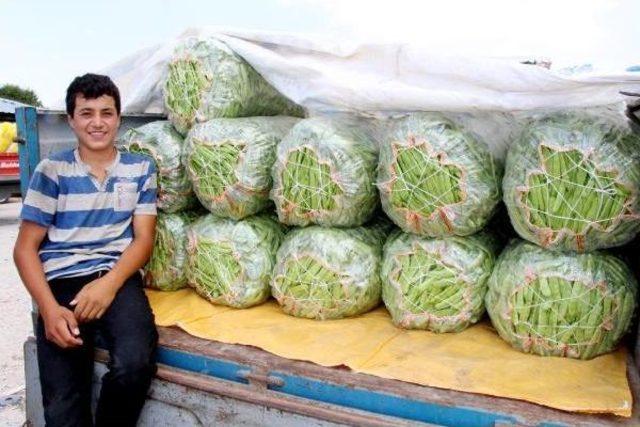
[1,0,638,107]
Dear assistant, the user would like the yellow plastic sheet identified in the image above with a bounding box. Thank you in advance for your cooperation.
[147,289,633,417]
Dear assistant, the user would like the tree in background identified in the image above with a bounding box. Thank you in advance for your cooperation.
[0,84,43,107]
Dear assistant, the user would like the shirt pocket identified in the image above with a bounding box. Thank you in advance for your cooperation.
[114,182,139,212]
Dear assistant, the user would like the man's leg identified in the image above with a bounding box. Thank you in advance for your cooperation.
[94,272,158,427]
[36,277,96,427]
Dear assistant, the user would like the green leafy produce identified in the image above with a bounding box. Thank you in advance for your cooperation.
[186,214,285,308]
[486,240,638,359]
[184,117,299,219]
[381,231,497,333]
[378,113,502,237]
[271,117,379,227]
[163,36,304,135]
[271,222,390,319]
[503,112,640,252]
[144,211,199,291]
[122,121,198,213]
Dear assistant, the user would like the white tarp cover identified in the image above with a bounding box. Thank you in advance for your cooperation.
[101,27,640,117]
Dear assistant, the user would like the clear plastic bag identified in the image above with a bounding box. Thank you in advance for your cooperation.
[122,121,198,213]
[503,109,640,252]
[486,239,638,359]
[163,36,304,135]
[186,214,285,308]
[271,221,391,319]
[184,116,299,219]
[377,113,502,237]
[382,231,497,333]
[270,116,379,227]
[145,211,199,291]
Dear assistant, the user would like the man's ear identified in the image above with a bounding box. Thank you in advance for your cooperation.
[67,114,76,130]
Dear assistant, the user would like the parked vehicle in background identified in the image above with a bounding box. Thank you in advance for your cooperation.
[0,118,21,203]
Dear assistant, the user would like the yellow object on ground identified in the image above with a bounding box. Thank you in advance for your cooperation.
[147,289,632,417]
[0,122,17,152]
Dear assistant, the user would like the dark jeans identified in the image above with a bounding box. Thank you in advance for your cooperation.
[36,271,158,427]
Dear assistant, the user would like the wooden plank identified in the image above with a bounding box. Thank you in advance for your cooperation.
[157,326,640,426]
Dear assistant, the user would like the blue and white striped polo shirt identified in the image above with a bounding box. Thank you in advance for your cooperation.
[20,148,157,281]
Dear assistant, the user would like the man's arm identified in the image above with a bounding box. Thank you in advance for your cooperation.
[71,214,156,322]
[13,221,82,348]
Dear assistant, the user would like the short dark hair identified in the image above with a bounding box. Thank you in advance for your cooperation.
[65,73,121,116]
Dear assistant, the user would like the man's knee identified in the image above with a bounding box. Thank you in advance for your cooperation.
[108,347,157,388]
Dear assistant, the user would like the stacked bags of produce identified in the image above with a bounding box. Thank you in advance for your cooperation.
[488,111,640,359]
[140,34,640,362]
[137,35,304,296]
[377,113,503,333]
[266,116,392,319]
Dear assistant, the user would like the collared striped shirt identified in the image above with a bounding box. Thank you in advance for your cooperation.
[20,148,157,281]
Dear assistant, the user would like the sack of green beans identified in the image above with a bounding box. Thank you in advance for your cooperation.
[144,211,200,291]
[503,111,640,252]
[486,240,638,360]
[122,121,198,213]
[186,214,285,308]
[381,231,498,333]
[271,222,391,319]
[163,36,304,135]
[270,117,379,227]
[377,113,502,237]
[184,117,300,219]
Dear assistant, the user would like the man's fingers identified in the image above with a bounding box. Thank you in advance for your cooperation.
[85,306,101,322]
[96,308,106,319]
[48,330,68,349]
[54,321,81,347]
[69,291,82,307]
[77,300,96,323]
[73,298,88,320]
[62,310,81,336]
[80,302,95,321]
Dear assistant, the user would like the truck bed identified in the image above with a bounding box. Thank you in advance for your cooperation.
[149,327,640,426]
[24,327,640,426]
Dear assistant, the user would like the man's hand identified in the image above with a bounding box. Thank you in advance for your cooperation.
[70,275,119,323]
[41,304,83,348]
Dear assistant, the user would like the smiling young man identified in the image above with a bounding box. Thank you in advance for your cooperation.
[13,74,158,426]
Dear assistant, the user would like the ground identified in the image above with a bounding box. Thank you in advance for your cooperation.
[0,198,29,426]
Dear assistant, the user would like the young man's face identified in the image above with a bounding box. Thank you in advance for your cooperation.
[68,94,121,153]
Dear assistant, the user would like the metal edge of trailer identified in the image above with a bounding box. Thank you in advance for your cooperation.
[25,337,433,427]
[156,345,519,427]
[154,327,640,427]
[15,107,39,199]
